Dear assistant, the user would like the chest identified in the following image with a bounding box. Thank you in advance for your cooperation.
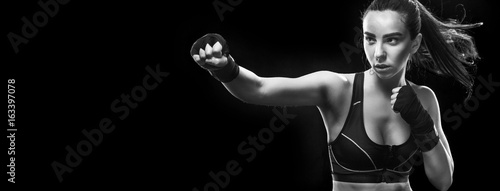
[363,92,411,146]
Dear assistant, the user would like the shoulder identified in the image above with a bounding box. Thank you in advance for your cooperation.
[310,70,351,83]
[408,82,439,113]
[309,70,356,105]
[309,70,352,90]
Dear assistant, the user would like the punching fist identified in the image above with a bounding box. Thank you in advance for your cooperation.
[191,33,230,70]
[190,33,239,82]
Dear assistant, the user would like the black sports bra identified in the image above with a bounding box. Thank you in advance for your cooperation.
[328,72,421,183]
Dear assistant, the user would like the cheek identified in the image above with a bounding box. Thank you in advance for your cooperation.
[387,45,411,65]
[363,44,375,63]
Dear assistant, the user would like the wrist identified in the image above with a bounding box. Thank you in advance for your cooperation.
[413,130,440,152]
[210,55,240,83]
[409,112,439,152]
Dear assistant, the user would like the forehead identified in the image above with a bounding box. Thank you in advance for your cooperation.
[363,10,408,36]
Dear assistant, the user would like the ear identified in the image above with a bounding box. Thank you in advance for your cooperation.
[411,33,422,54]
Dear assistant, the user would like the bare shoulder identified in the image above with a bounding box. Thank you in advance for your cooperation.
[408,82,439,111]
[312,70,351,84]
[312,71,354,106]
[311,70,352,91]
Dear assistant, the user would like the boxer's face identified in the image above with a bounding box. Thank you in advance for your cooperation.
[362,10,421,79]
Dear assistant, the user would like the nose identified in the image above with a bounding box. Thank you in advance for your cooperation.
[374,43,386,63]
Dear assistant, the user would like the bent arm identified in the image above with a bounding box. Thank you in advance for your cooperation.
[222,66,347,107]
[419,87,454,191]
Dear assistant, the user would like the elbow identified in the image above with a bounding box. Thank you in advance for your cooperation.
[439,159,454,190]
[425,144,454,191]
[437,178,453,191]
[430,171,453,191]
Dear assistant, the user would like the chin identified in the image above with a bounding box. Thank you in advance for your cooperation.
[374,71,396,79]
[374,66,407,82]
[371,66,403,80]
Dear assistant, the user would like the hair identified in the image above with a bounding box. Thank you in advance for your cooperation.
[362,0,482,100]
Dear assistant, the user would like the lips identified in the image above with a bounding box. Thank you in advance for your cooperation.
[374,64,390,69]
[373,64,392,73]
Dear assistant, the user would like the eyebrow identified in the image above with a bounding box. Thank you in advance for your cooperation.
[364,32,403,38]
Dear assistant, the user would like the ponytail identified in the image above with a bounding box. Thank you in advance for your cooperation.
[412,0,482,99]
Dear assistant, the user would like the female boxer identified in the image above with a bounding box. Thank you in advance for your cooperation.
[190,0,481,190]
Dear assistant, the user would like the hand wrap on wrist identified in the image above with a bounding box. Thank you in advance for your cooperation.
[209,55,240,83]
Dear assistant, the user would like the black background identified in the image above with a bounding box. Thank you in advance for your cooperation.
[4,0,499,190]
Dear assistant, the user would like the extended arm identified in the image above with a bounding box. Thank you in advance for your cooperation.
[191,35,347,107]
[222,67,344,106]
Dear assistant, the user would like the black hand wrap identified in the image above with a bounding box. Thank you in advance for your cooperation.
[393,85,439,152]
[190,33,240,83]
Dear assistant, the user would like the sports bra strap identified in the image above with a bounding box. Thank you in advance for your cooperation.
[352,72,364,104]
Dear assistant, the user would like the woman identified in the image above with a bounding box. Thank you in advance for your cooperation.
[190,0,481,190]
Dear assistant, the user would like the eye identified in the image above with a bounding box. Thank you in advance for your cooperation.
[386,38,399,45]
[364,36,375,45]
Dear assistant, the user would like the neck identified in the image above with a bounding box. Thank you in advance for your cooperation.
[370,68,407,94]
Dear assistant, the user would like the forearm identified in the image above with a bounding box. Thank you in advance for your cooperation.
[222,66,330,106]
[423,139,454,191]
[222,66,264,104]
